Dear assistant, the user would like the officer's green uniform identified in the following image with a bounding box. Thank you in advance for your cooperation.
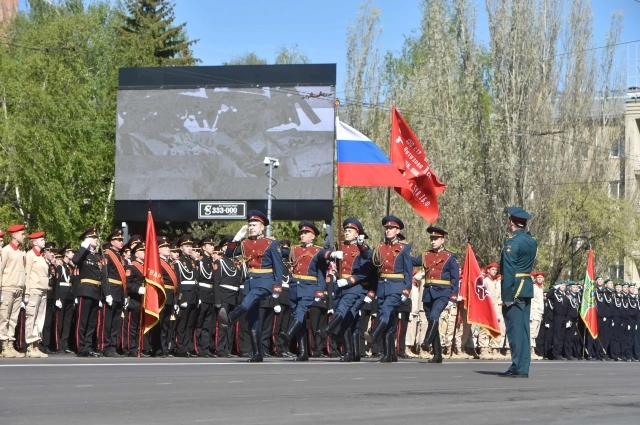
[500,207,537,377]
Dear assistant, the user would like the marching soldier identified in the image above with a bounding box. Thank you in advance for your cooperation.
[213,236,242,358]
[498,207,537,378]
[0,224,27,358]
[155,237,178,358]
[272,240,294,358]
[318,218,372,363]
[124,242,148,356]
[419,226,459,364]
[54,244,75,354]
[174,234,199,357]
[195,235,218,357]
[24,231,50,358]
[223,210,284,363]
[369,216,416,363]
[72,226,105,357]
[280,221,338,362]
[41,241,58,354]
[100,228,126,357]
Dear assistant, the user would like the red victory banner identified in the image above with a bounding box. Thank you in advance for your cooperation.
[141,210,166,336]
[461,243,501,338]
[390,106,446,223]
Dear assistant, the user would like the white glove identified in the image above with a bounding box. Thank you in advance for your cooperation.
[356,235,365,246]
[314,297,321,302]
[401,295,408,303]
[327,309,334,315]
[20,301,25,309]
[99,301,103,308]
[330,251,343,260]
[233,225,248,242]
[636,325,638,330]
[274,305,282,313]
[105,295,113,306]
[408,314,413,322]
[173,305,179,314]
[198,299,202,306]
[272,293,280,299]
[364,296,373,304]
[603,317,607,321]
[628,325,631,331]
[81,238,92,249]
[447,301,454,309]
[612,321,615,326]
[337,279,349,288]
[124,298,129,310]
[138,287,146,295]
[566,321,571,329]
[545,323,550,328]
[55,299,62,309]
[23,296,29,304]
[371,312,377,317]
[456,295,463,302]
[180,302,188,308]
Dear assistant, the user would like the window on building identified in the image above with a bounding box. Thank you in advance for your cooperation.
[609,265,624,280]
[609,181,622,198]
[610,139,624,158]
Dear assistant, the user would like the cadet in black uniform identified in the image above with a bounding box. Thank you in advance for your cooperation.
[621,282,632,361]
[610,281,624,361]
[564,281,580,360]
[175,234,199,357]
[101,229,126,357]
[155,237,178,358]
[72,227,105,357]
[541,289,554,359]
[212,236,242,358]
[628,283,639,361]
[551,281,568,360]
[594,278,612,360]
[41,242,58,354]
[54,244,75,354]
[195,235,217,357]
[124,242,148,357]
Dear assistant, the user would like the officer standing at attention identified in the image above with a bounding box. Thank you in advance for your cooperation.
[369,216,415,363]
[54,244,75,354]
[418,226,459,364]
[499,207,537,378]
[101,228,126,357]
[174,234,199,357]
[222,210,284,363]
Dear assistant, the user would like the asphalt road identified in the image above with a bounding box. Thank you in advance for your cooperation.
[1,357,639,425]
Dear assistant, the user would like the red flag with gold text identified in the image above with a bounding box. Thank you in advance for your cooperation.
[390,106,446,223]
[142,210,166,334]
[462,243,501,338]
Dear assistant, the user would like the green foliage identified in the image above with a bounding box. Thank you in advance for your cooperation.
[222,52,267,66]
[274,43,309,65]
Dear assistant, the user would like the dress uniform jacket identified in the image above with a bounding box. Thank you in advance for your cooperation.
[126,261,145,311]
[372,240,414,297]
[198,254,216,304]
[54,262,75,302]
[336,241,371,297]
[174,253,198,305]
[213,256,241,306]
[421,248,460,303]
[226,237,283,294]
[290,244,330,298]
[72,247,106,301]
[103,247,126,303]
[160,257,177,306]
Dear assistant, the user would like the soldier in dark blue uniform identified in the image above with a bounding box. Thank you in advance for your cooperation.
[319,218,372,363]
[174,234,199,357]
[223,210,284,363]
[419,226,459,364]
[54,244,75,354]
[369,216,415,363]
[73,227,106,357]
[498,207,538,378]
[280,221,338,361]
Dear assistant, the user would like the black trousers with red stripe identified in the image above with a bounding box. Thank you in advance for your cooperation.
[41,295,56,350]
[216,302,236,357]
[196,302,216,355]
[56,300,75,351]
[76,297,99,354]
[273,304,293,355]
[101,302,123,354]
[125,309,150,355]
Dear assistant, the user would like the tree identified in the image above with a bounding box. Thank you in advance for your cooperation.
[274,43,309,65]
[222,52,267,66]
[117,0,199,67]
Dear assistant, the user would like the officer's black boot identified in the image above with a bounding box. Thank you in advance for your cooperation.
[281,319,303,346]
[389,333,398,362]
[352,332,361,362]
[318,314,344,339]
[247,329,263,363]
[226,304,247,326]
[293,329,309,362]
[340,328,353,362]
[379,333,391,363]
[370,319,388,346]
[428,329,443,363]
[420,319,438,352]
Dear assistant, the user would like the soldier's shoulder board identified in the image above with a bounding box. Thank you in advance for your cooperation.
[398,240,409,245]
[265,236,277,241]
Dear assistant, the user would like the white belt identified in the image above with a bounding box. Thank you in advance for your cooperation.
[198,282,213,289]
[181,281,196,285]
[59,282,72,287]
[220,284,239,292]
[282,282,290,288]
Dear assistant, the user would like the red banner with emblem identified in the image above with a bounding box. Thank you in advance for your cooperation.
[142,210,166,335]
[390,106,446,223]
[461,243,501,338]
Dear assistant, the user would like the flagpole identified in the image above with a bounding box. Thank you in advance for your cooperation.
[139,201,152,358]
[334,99,342,277]
[385,187,391,216]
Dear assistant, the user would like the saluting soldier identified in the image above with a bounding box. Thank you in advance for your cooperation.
[24,231,50,358]
[0,224,27,358]
[223,210,284,363]
[195,235,218,358]
[73,226,106,357]
[154,237,178,358]
[54,244,75,354]
[124,242,148,357]
[498,207,537,378]
[369,216,415,363]
[319,218,372,362]
[174,234,199,357]
[100,228,126,357]
[419,226,459,364]
[41,241,58,354]
[213,236,242,358]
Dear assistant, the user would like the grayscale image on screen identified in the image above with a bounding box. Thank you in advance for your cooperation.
[115,86,335,201]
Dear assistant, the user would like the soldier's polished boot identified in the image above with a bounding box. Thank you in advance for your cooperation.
[370,319,388,346]
[340,328,353,362]
[281,319,303,345]
[293,330,309,362]
[420,320,438,352]
[388,333,398,362]
[247,329,263,363]
[352,332,361,362]
[318,314,344,339]
[379,334,391,363]
[226,305,248,326]
[428,330,443,363]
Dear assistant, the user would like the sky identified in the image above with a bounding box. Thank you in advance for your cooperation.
[17,0,640,89]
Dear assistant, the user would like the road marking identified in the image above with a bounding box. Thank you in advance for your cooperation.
[352,377,364,380]
[293,379,307,382]
[156,382,172,385]
[74,385,93,388]
[227,380,243,384]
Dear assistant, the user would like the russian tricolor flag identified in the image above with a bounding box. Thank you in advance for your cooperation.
[336,118,411,189]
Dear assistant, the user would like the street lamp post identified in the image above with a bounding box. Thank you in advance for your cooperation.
[264,157,279,237]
